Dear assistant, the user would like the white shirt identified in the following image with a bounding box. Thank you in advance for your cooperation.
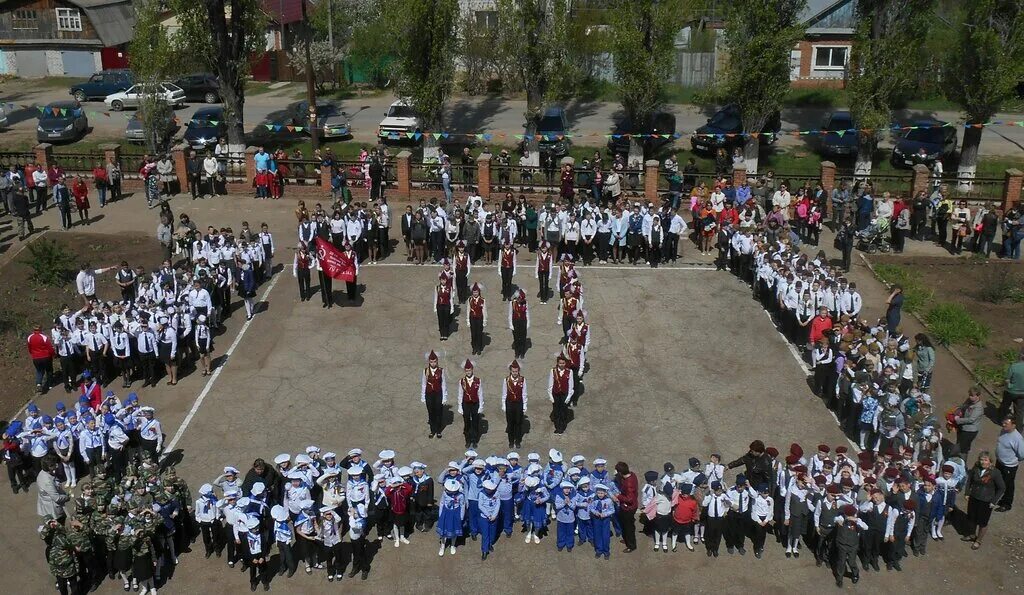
[76,269,106,296]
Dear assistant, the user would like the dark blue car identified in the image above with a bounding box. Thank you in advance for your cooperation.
[816,111,858,157]
[183,107,226,150]
[890,119,958,169]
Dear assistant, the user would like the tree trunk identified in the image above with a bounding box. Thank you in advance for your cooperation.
[957,125,982,194]
[627,138,645,170]
[422,132,440,162]
[522,84,542,167]
[854,133,873,180]
[742,136,759,176]
[220,76,247,155]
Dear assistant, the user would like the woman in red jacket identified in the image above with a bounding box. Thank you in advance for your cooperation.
[385,476,414,548]
[615,461,639,553]
[91,161,109,207]
[26,325,55,392]
[71,174,91,224]
[671,487,700,551]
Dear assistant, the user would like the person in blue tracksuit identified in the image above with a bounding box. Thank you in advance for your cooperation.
[573,476,594,544]
[555,481,577,551]
[479,480,500,559]
[436,479,466,557]
[590,458,622,536]
[544,449,565,519]
[506,452,523,518]
[462,459,487,540]
[590,484,615,559]
[521,476,549,544]
[493,459,516,536]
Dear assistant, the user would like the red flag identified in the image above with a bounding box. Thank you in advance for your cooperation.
[314,238,356,282]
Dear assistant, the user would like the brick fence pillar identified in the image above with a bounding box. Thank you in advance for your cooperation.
[1004,168,1023,212]
[172,144,188,191]
[34,143,53,169]
[732,164,747,189]
[645,159,660,203]
[320,160,332,190]
[396,150,412,199]
[477,152,492,199]
[100,143,121,169]
[244,146,257,185]
[820,160,836,194]
[911,164,930,198]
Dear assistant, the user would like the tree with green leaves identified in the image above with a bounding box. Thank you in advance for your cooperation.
[348,2,392,88]
[128,0,178,153]
[719,0,806,175]
[945,0,1024,190]
[387,0,459,159]
[610,0,689,167]
[169,0,267,153]
[848,0,935,177]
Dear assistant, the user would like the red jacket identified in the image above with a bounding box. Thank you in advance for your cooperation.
[385,483,413,514]
[616,473,639,512]
[27,332,55,360]
[672,495,700,524]
[809,315,833,344]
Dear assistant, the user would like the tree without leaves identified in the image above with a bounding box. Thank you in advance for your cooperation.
[847,0,935,177]
[719,0,806,175]
[945,0,1024,189]
[169,0,267,152]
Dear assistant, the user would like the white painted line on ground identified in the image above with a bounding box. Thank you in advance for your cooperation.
[161,273,282,458]
[761,308,861,453]
[346,262,716,271]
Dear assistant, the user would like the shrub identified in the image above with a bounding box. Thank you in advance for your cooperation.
[924,302,990,347]
[976,266,1022,304]
[873,263,934,314]
[22,239,75,287]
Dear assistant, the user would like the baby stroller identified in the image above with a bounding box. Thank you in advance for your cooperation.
[856,216,892,253]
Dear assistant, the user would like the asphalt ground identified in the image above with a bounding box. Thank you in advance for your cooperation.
[0,194,1019,594]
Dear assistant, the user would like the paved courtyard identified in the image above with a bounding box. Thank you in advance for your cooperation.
[0,195,1019,594]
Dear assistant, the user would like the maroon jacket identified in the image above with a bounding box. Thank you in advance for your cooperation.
[616,472,639,513]
[386,483,414,515]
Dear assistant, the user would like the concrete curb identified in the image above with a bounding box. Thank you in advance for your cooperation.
[858,252,999,401]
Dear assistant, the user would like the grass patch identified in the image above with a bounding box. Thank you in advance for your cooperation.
[872,264,934,314]
[22,239,76,287]
[924,302,990,347]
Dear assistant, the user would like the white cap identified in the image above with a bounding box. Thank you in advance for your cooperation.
[528,452,541,462]
[294,454,312,465]
[397,466,413,477]
[594,458,607,466]
[559,480,574,488]
[197,314,207,323]
[473,460,486,469]
[548,449,563,463]
[446,461,461,471]
[223,466,239,475]
[245,516,260,530]
[199,483,214,495]
[271,505,288,522]
[323,452,337,460]
[238,497,251,507]
[250,482,265,496]
[571,455,585,464]
[507,452,520,460]
[485,456,498,467]
[411,461,427,470]
[387,476,403,486]
[443,479,462,492]
[347,448,363,457]
[525,476,540,488]
[348,462,367,476]
[496,458,509,467]
[576,477,591,487]
[319,506,335,515]
[465,449,478,458]
[482,480,497,490]
[526,463,542,475]
[305,445,320,454]
[273,454,290,466]
[567,467,581,476]
[379,449,395,460]
[595,483,609,491]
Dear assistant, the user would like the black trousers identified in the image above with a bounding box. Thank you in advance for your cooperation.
[725,511,748,549]
[59,205,73,229]
[751,519,769,552]
[500,268,514,300]
[297,268,310,299]
[437,308,452,339]
[470,317,484,353]
[350,536,369,573]
[319,271,333,306]
[456,271,469,303]
[188,176,200,199]
[425,390,443,435]
[505,400,524,445]
[199,521,220,555]
[511,318,527,358]
[833,545,859,582]
[55,575,80,595]
[346,277,357,301]
[538,273,550,302]
[998,461,1019,508]
[705,516,725,554]
[462,401,481,445]
[277,541,296,575]
[957,430,979,458]
[139,353,157,386]
[551,394,570,433]
[59,355,78,388]
[618,509,637,550]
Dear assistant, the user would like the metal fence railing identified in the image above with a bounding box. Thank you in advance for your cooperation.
[278,158,320,185]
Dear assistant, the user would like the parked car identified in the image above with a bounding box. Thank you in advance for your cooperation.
[816,111,858,157]
[291,100,351,139]
[183,106,226,150]
[522,107,571,157]
[378,99,421,139]
[69,69,134,102]
[0,103,8,128]
[690,104,781,153]
[173,73,221,103]
[125,111,180,146]
[37,101,88,142]
[607,111,676,158]
[104,83,186,111]
[890,119,957,169]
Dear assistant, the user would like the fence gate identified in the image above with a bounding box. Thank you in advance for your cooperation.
[673,52,715,87]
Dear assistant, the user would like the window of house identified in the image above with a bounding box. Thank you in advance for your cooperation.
[813,46,848,70]
[475,10,497,29]
[55,7,83,32]
[12,9,39,30]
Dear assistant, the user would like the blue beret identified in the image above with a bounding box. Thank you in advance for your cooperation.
[103,413,116,425]
[688,457,700,468]
[27,403,39,412]
[55,402,66,410]
[736,474,747,484]
[42,415,52,424]
[643,470,659,482]
[711,481,722,490]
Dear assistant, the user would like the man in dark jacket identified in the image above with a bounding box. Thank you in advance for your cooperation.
[13,192,34,239]
[727,440,773,489]
[242,458,282,505]
[186,150,202,200]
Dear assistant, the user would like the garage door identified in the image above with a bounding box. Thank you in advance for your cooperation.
[14,50,47,77]
[61,51,96,77]
[0,50,7,75]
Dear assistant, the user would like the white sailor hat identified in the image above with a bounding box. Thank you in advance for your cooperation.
[379,449,396,460]
[273,454,290,466]
[347,448,363,457]
[528,452,541,462]
[465,449,478,458]
[223,489,240,499]
[319,506,335,515]
[559,480,574,489]
[446,461,461,471]
[323,452,337,460]
[548,449,563,463]
[594,458,607,466]
[525,476,540,488]
[595,483,609,491]
[270,505,288,522]
[397,466,413,477]
[485,456,498,466]
[482,480,497,491]
[387,476,404,486]
[526,463,542,475]
[411,461,427,470]
[305,445,320,455]
[473,460,486,469]
[506,452,520,460]
[576,477,591,487]
[567,467,581,477]
[140,406,155,414]
[242,515,258,530]
[237,497,251,508]
[287,471,304,481]
[320,470,339,481]
[348,462,367,476]
[571,455,586,464]
[496,458,509,467]
[443,479,462,492]
[294,454,312,466]
[199,483,214,495]
[250,482,266,496]
[197,314,207,323]
[223,466,239,475]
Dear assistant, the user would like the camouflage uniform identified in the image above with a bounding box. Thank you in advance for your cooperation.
[40,517,79,595]
[67,520,99,590]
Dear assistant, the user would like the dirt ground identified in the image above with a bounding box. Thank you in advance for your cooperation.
[868,254,1024,390]
[0,230,166,418]
[1,195,1022,594]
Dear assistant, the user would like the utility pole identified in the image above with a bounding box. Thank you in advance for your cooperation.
[326,0,338,87]
[301,0,320,151]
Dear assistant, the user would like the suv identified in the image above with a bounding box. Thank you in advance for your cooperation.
[173,73,221,104]
[70,70,134,102]
[607,111,676,157]
[890,119,957,169]
[526,107,571,157]
[690,104,781,153]
[378,99,421,139]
